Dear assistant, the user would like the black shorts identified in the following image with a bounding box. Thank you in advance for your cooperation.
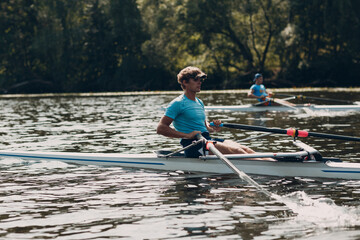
[180,132,224,158]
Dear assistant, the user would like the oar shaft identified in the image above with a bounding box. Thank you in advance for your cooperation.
[221,123,287,135]
[206,140,243,175]
[272,98,297,110]
[215,123,360,142]
[196,134,272,197]
[253,96,296,108]
[307,131,360,142]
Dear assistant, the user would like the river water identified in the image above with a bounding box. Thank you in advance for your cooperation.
[0,89,360,239]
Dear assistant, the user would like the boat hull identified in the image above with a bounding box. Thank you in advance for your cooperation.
[1,150,360,180]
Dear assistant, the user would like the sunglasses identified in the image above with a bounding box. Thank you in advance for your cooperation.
[193,75,207,83]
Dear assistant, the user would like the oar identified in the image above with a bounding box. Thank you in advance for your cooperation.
[211,122,360,142]
[253,96,295,107]
[265,96,314,114]
[196,134,273,198]
[273,97,316,115]
[253,96,313,114]
[275,93,355,105]
[272,98,298,111]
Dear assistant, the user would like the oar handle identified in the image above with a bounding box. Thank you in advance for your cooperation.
[210,122,224,127]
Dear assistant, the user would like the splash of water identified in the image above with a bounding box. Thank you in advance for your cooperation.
[294,110,357,119]
[274,191,360,228]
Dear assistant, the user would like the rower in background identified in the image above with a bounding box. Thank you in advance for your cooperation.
[247,73,294,106]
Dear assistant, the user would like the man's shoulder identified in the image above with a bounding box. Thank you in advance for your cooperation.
[167,94,186,109]
[250,84,258,89]
[169,94,186,104]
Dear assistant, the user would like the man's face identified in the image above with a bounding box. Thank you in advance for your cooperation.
[186,77,203,92]
[184,74,206,92]
[256,76,263,84]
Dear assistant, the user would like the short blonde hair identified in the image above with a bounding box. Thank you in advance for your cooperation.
[177,66,206,89]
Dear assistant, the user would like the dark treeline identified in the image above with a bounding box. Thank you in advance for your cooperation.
[0,0,359,93]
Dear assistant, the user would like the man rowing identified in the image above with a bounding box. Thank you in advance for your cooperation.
[157,66,273,160]
[248,73,294,106]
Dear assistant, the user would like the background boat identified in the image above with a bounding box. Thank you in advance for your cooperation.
[205,103,360,112]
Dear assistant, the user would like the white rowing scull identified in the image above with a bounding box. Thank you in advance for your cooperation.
[205,103,360,112]
[1,140,359,180]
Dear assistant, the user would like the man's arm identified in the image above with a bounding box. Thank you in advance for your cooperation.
[157,115,200,139]
[247,89,256,98]
[248,89,263,99]
[266,89,273,98]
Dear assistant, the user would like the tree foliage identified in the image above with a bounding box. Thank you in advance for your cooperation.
[0,0,359,93]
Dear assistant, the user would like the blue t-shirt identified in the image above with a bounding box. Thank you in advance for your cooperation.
[250,84,268,101]
[165,94,208,134]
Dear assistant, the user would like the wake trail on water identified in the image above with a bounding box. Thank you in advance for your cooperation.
[294,110,358,119]
[273,191,360,228]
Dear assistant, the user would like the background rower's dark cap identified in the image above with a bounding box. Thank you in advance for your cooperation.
[253,73,262,82]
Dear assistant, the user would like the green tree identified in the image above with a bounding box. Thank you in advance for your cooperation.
[0,0,44,92]
[109,0,149,90]
[281,0,360,86]
[1,0,359,93]
[80,0,116,92]
[139,0,289,89]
